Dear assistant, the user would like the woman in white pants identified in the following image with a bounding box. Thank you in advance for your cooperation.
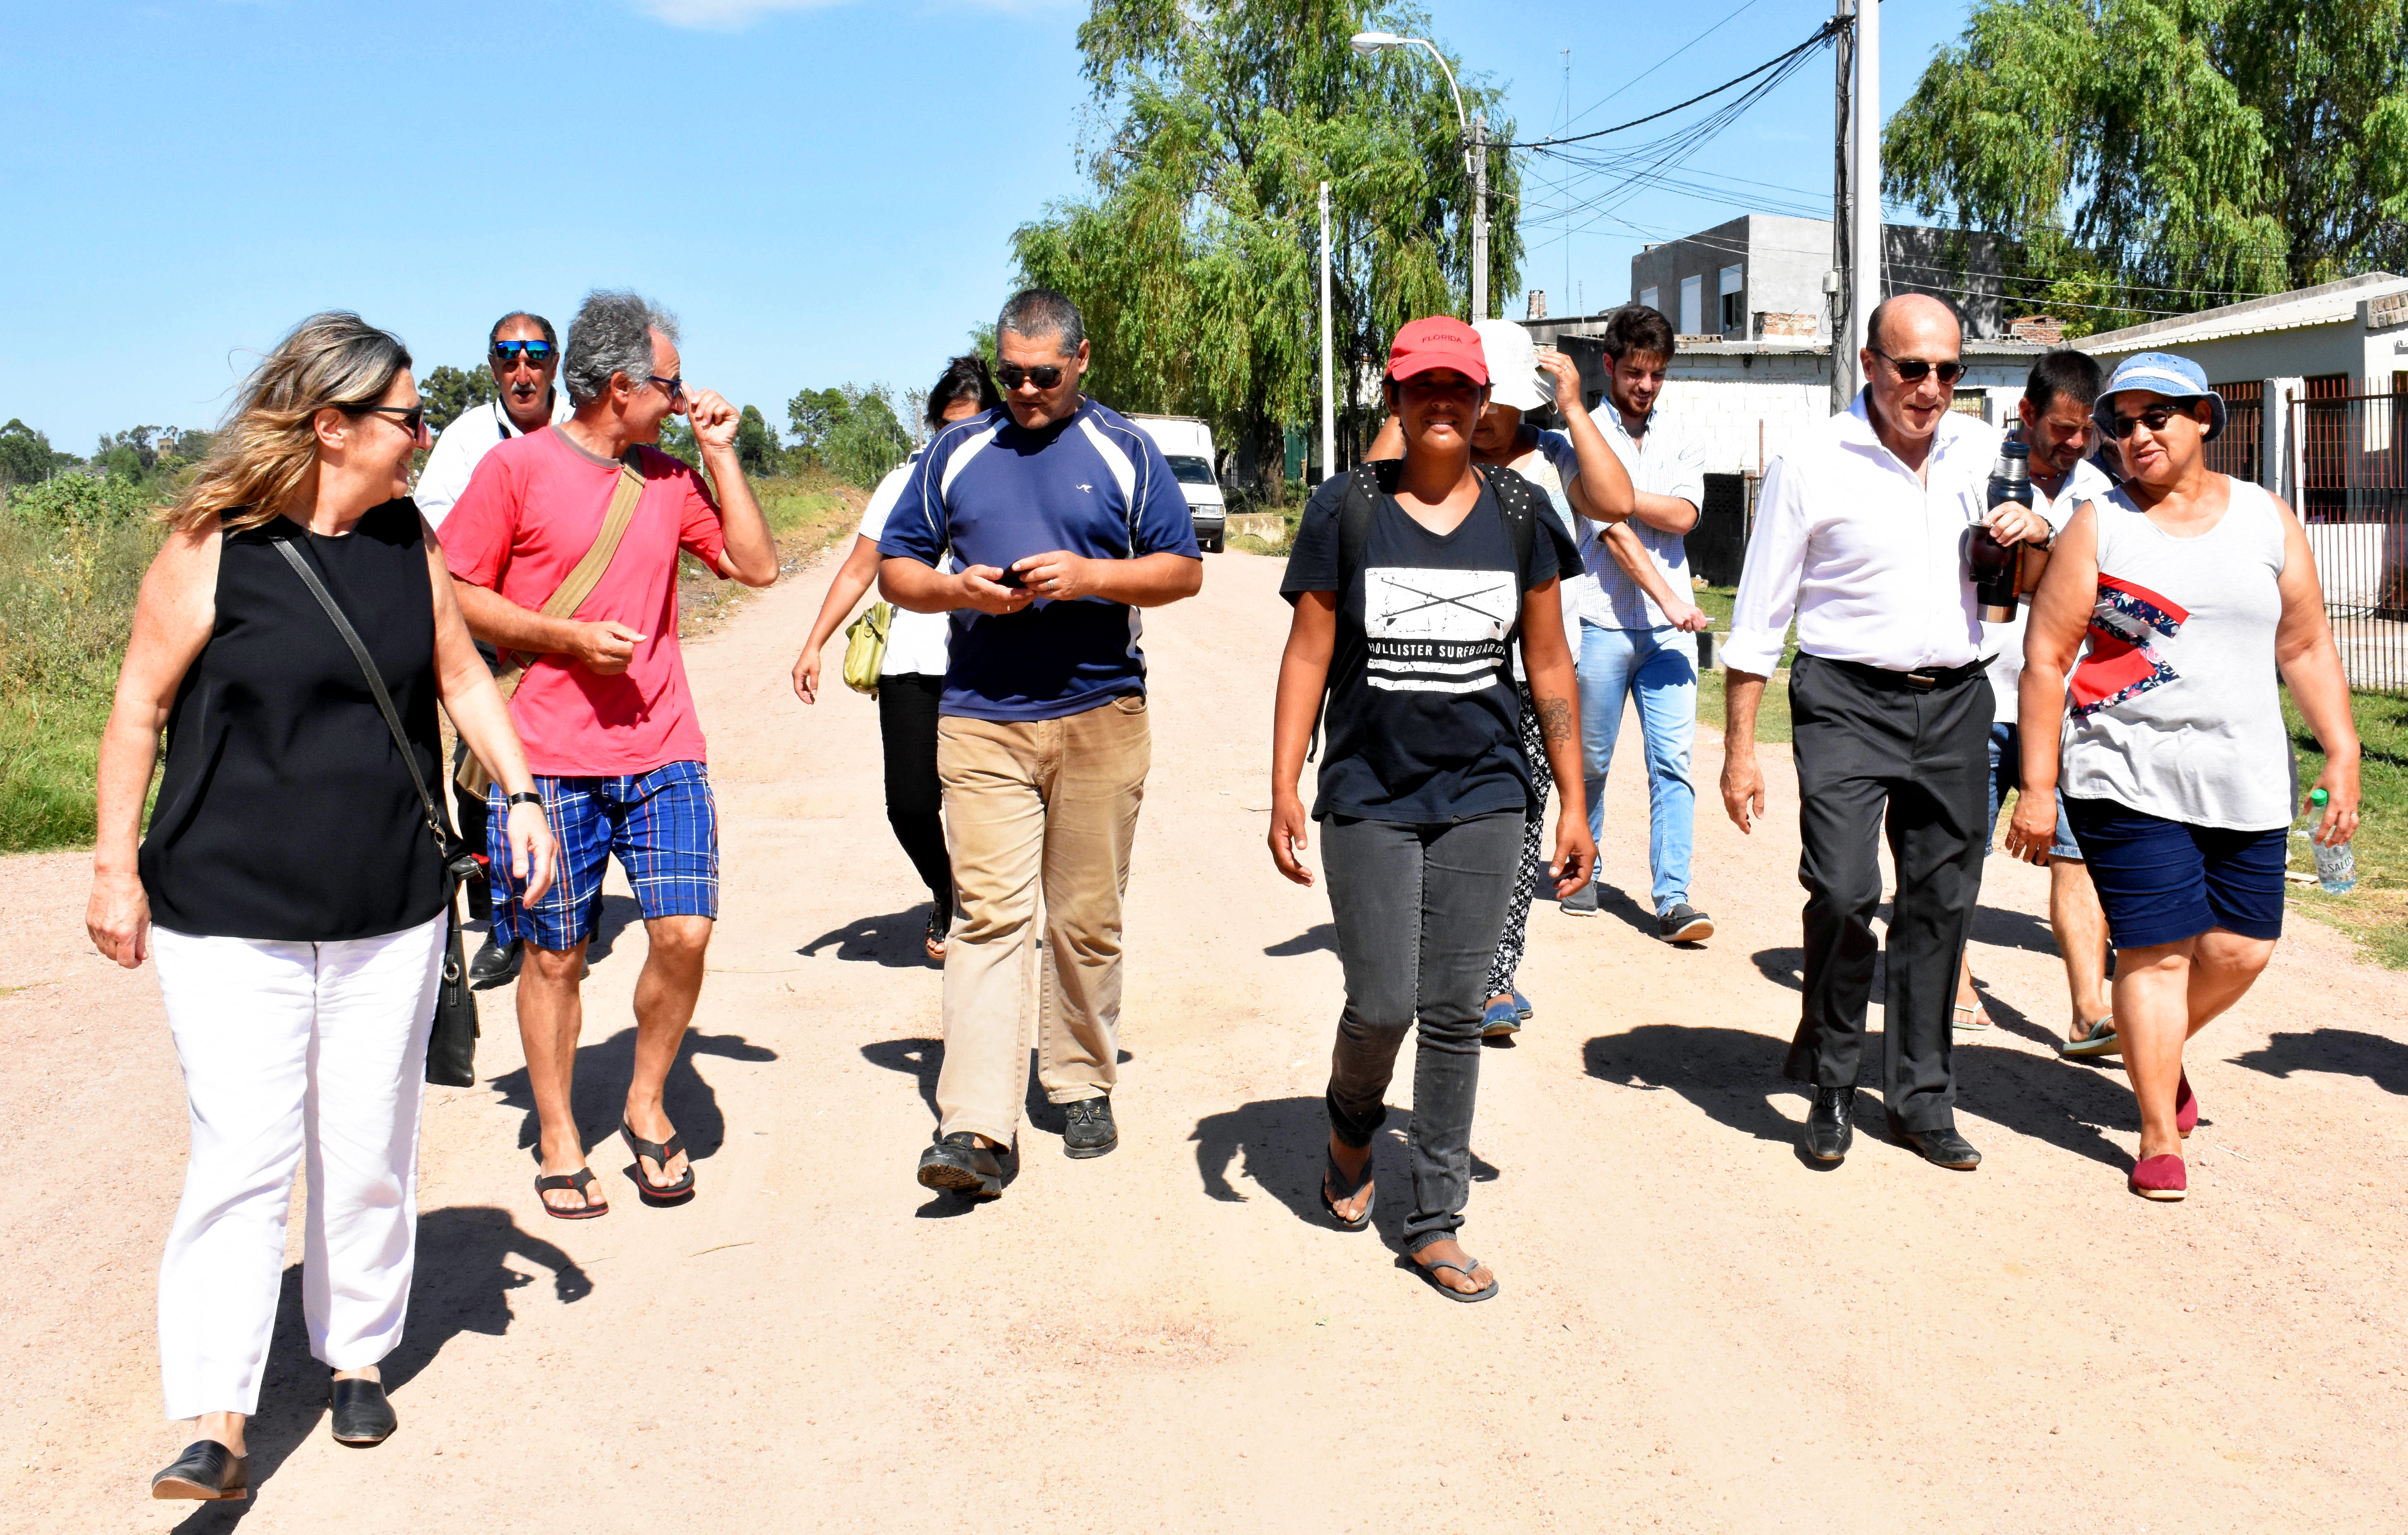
[85,312,556,1502]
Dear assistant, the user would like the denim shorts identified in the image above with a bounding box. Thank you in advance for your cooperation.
[1985,722,2081,861]
[2062,795,2286,949]
[487,760,719,950]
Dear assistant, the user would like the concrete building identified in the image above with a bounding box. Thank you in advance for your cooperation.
[1622,215,2007,343]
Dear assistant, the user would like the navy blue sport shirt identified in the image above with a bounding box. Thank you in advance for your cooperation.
[878,398,1202,722]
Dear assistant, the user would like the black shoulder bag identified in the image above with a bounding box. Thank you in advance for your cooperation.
[272,536,483,1088]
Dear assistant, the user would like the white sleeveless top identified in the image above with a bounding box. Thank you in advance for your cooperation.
[2059,477,2296,831]
[1504,435,1586,683]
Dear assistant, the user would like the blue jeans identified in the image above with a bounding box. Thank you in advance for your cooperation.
[1577,622,1697,913]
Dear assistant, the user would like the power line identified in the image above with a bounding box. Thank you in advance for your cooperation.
[1501,20,1840,151]
[1555,0,1773,133]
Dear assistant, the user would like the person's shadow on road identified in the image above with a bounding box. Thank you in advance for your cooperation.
[168,1206,589,1532]
[487,1026,777,1197]
[1188,1095,1500,1249]
[798,906,942,968]
[2229,1028,2408,1096]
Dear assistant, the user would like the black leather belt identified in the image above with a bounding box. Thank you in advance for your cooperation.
[1809,654,1993,693]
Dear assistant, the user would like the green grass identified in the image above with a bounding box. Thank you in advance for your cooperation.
[2283,689,2408,968]
[0,507,161,851]
[1696,583,1795,744]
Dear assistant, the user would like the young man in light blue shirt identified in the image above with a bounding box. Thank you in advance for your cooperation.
[1563,305,1715,943]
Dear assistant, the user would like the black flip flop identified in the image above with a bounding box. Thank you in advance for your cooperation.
[1320,1147,1375,1231]
[1412,1251,1499,1303]
[534,1168,608,1220]
[622,1120,695,1199]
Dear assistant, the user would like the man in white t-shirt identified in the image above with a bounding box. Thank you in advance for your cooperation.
[414,311,572,984]
[1956,349,2118,1053]
[1561,305,1715,944]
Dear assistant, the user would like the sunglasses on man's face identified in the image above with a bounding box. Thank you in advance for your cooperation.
[648,374,686,405]
[2107,404,2193,440]
[1872,347,1967,386]
[354,404,428,439]
[996,363,1065,391]
[491,340,554,367]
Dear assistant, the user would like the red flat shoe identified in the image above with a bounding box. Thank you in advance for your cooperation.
[2175,1072,2198,1138]
[2130,1153,2188,1201]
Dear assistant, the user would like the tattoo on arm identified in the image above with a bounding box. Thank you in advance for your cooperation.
[1535,695,1575,746]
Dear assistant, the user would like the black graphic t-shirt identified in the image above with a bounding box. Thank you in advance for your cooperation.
[1282,465,1560,825]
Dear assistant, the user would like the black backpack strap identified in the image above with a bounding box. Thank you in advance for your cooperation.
[1337,461,1381,595]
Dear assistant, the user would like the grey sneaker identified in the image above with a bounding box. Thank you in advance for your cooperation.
[1559,881,1601,917]
[1062,1096,1118,1159]
[1658,903,1715,943]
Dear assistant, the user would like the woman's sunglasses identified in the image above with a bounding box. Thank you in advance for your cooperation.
[491,340,555,366]
[996,363,1065,390]
[2106,404,2193,439]
[352,403,427,438]
[1871,347,1967,385]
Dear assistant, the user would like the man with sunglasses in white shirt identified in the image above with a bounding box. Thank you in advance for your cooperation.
[414,311,574,983]
[417,312,576,528]
[1722,294,2052,1172]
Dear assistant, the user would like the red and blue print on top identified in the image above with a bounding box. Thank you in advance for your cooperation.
[876,399,1200,723]
[2071,574,2190,719]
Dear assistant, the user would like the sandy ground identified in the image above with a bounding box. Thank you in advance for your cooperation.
[5,548,2407,1533]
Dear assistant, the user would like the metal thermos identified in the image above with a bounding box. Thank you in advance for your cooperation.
[1972,442,2032,622]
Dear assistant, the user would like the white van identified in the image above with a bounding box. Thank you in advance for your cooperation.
[1132,415,1226,552]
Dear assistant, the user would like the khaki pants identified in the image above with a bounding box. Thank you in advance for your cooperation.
[936,695,1151,1147]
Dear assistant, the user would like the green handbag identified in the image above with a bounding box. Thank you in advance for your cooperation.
[841,602,892,696]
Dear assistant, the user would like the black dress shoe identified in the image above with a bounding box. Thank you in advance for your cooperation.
[1805,1086,1856,1162]
[917,1132,1003,1198]
[1897,1124,1983,1169]
[1062,1095,1118,1159]
[150,1439,248,1501]
[330,1376,397,1446]
[468,933,522,986]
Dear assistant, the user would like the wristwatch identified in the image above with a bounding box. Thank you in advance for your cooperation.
[506,791,544,808]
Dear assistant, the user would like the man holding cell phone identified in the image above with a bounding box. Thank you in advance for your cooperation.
[879,287,1203,1199]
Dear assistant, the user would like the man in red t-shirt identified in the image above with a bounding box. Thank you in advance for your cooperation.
[444,289,776,1218]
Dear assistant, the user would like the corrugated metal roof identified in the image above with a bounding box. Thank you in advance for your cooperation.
[2080,273,2408,354]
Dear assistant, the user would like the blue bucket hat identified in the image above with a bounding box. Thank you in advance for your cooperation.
[2095,350,2224,442]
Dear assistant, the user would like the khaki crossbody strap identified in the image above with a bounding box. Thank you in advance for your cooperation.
[456,450,647,801]
[509,451,647,662]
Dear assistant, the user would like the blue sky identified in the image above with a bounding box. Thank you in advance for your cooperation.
[0,0,1974,452]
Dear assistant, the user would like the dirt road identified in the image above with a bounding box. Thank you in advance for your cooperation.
[5,549,2406,1532]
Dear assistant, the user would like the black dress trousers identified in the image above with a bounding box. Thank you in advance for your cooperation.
[1782,653,1993,1133]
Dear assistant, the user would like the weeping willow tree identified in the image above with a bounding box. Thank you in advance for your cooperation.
[1013,0,1520,499]
[1884,0,2408,335]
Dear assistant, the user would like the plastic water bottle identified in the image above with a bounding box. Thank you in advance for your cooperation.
[2304,788,2357,894]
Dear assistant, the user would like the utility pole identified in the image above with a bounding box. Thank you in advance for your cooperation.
[1319,179,1335,483]
[1470,115,1489,321]
[1829,0,1881,411]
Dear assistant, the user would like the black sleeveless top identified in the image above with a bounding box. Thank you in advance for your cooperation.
[140,501,449,941]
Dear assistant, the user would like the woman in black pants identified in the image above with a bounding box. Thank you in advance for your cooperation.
[1267,317,1595,1303]
[795,356,1000,960]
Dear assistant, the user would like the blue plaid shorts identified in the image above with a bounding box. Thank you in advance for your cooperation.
[486,760,719,951]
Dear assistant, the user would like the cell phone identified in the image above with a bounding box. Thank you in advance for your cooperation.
[994,565,1027,589]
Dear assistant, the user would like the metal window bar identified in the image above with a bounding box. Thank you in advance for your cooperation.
[2289,388,2406,694]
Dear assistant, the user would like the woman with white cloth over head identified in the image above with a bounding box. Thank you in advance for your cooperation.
[86,312,556,1502]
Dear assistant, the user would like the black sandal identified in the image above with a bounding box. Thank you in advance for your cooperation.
[924,909,947,964]
[534,1167,608,1220]
[1412,1250,1500,1304]
[1320,1147,1375,1231]
[621,1120,695,1199]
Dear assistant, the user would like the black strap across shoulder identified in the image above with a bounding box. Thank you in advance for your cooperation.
[271,535,466,869]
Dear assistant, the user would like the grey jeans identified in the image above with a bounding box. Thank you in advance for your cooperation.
[1321,810,1523,1252]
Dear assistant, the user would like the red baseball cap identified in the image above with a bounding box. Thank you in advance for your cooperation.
[1386,316,1488,385]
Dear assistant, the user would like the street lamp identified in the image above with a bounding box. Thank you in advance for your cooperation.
[1350,30,1487,321]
